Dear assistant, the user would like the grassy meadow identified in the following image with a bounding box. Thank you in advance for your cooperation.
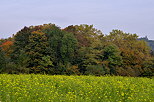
[0,74,153,102]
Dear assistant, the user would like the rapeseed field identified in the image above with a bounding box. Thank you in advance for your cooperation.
[0,74,153,102]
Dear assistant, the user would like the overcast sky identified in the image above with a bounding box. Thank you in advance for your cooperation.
[0,0,154,39]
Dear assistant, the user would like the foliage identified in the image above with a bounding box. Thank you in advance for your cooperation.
[0,24,153,77]
[25,30,50,73]
[64,24,104,74]
[85,65,105,76]
[102,44,123,75]
[0,48,6,73]
[64,24,103,47]
[103,30,153,76]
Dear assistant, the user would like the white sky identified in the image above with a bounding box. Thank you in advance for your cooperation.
[0,0,154,39]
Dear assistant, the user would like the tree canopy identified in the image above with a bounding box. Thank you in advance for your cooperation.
[0,23,153,77]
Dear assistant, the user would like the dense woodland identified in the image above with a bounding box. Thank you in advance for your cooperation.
[0,23,154,77]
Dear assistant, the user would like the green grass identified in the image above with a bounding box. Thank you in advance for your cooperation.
[0,74,153,102]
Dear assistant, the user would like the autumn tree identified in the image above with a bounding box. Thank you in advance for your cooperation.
[1,23,153,76]
[12,24,78,74]
[64,24,102,47]
[64,24,104,74]
[12,25,51,73]
[0,38,13,57]
[25,30,52,73]
[103,30,152,76]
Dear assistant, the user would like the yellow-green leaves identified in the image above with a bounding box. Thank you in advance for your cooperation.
[0,75,153,102]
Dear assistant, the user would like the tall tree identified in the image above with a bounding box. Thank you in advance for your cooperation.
[64,24,104,74]
[103,30,152,76]
[25,30,52,73]
[43,24,78,74]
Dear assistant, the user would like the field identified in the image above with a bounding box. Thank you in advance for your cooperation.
[0,74,153,102]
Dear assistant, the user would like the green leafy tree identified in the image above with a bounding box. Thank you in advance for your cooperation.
[0,47,6,73]
[64,24,104,74]
[60,31,78,64]
[15,50,30,73]
[25,31,51,73]
[102,44,122,75]
[43,24,78,72]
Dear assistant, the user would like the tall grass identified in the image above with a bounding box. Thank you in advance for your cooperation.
[0,74,153,102]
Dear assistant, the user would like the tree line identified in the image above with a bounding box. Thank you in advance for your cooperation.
[0,23,154,77]
[138,36,154,51]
